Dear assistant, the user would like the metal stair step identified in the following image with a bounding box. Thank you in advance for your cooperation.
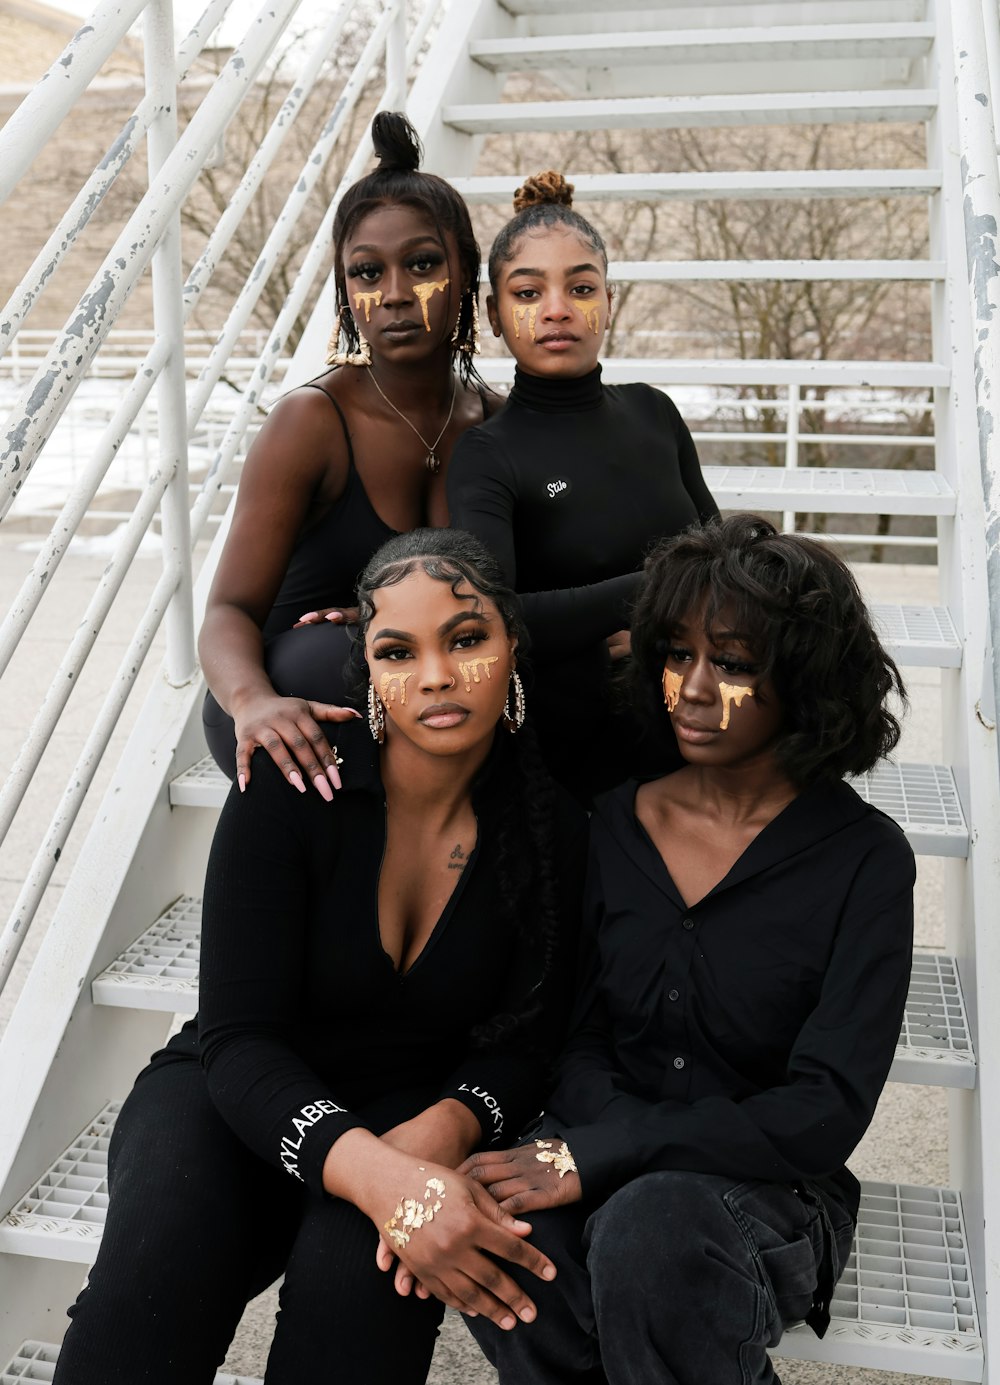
[869,604,962,668]
[775,1183,982,1379]
[0,1126,980,1378]
[453,170,943,203]
[502,0,925,13]
[92,895,974,1087]
[470,22,934,71]
[474,358,950,389]
[443,91,938,135]
[1,1342,260,1384]
[169,755,965,850]
[705,464,955,516]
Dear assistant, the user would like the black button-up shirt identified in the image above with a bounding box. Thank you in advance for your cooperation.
[547,774,915,1215]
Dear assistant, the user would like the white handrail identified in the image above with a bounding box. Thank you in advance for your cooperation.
[952,0,1000,733]
[0,0,233,355]
[0,0,306,521]
[0,0,149,204]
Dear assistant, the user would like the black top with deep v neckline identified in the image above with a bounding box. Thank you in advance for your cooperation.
[196,720,588,1196]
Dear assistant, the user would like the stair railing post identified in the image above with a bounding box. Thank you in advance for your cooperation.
[385,0,408,112]
[953,0,1000,760]
[782,382,800,534]
[145,0,196,686]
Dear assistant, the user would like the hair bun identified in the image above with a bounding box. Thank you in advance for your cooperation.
[371,111,423,173]
[513,171,574,214]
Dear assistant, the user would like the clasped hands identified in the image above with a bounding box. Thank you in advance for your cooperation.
[374,1132,581,1328]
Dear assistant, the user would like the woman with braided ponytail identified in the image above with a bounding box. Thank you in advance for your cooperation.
[53,529,586,1384]
[201,110,498,795]
[448,173,719,802]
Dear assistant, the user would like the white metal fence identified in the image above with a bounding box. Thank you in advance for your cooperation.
[0,0,447,993]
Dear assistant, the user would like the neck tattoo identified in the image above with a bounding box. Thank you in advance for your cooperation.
[380,670,412,706]
[718,682,754,730]
[458,655,500,691]
[448,843,468,873]
[662,668,684,712]
[353,290,382,322]
[413,279,450,331]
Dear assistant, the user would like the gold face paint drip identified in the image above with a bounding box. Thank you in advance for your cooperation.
[458,655,500,692]
[413,279,450,332]
[575,301,602,335]
[661,668,684,712]
[511,304,537,341]
[379,671,413,707]
[718,682,754,730]
[352,290,382,323]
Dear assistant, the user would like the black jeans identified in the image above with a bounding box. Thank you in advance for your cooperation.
[466,1170,854,1385]
[53,1047,445,1385]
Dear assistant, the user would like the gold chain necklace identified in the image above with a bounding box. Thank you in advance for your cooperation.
[366,367,458,474]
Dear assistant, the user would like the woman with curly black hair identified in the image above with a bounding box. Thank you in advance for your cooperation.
[53,530,586,1385]
[200,110,498,792]
[462,514,915,1385]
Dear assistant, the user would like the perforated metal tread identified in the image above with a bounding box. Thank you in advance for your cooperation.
[170,756,968,855]
[92,898,975,1090]
[443,91,939,135]
[705,465,956,516]
[849,762,968,857]
[775,1184,982,1380]
[870,604,962,668]
[1,1342,259,1384]
[1,1147,981,1379]
[453,170,944,203]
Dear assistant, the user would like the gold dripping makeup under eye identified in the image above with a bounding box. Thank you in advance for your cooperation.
[718,682,755,730]
[511,304,537,340]
[353,290,382,322]
[413,279,450,331]
[574,300,601,334]
[458,655,500,691]
[380,671,412,707]
[662,667,683,712]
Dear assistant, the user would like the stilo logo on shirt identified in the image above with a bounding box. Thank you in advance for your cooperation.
[545,477,571,499]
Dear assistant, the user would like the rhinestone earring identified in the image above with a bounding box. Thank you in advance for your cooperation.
[451,293,481,356]
[501,670,526,734]
[367,681,386,743]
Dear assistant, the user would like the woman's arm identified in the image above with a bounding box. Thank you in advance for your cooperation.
[199,389,358,792]
[447,430,640,659]
[656,391,719,524]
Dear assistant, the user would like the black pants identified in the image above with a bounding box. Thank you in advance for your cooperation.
[203,621,355,777]
[53,1048,445,1385]
[466,1170,854,1385]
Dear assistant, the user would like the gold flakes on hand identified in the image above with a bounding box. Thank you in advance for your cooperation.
[384,1174,447,1250]
[535,1140,578,1178]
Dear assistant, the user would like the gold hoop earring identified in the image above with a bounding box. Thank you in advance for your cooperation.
[501,670,526,734]
[367,682,386,743]
[328,306,373,367]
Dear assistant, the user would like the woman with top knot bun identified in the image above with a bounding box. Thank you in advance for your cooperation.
[448,171,719,803]
[200,111,499,798]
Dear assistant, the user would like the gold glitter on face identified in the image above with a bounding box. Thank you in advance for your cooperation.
[511,304,537,341]
[575,301,601,335]
[661,667,684,712]
[380,671,413,707]
[718,682,754,731]
[352,290,382,323]
[413,279,450,331]
[458,655,500,692]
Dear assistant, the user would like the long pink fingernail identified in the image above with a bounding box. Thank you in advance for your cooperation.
[299,611,318,621]
[289,771,306,793]
[312,774,333,802]
[238,773,246,794]
[325,611,342,622]
[351,709,363,718]
[326,763,343,790]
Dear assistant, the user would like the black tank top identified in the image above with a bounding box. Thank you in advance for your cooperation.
[262,384,397,639]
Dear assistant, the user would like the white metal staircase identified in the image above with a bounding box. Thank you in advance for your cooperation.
[1,0,999,1380]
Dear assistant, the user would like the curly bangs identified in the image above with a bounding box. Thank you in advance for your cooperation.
[628,514,906,785]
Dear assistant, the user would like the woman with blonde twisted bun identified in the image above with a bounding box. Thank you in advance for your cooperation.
[448,172,718,803]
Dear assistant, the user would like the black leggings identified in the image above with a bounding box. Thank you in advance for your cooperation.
[53,1049,445,1385]
[203,621,355,777]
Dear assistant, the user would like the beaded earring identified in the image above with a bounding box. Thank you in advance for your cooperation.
[501,670,526,734]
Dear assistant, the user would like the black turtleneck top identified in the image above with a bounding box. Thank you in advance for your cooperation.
[447,367,718,797]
